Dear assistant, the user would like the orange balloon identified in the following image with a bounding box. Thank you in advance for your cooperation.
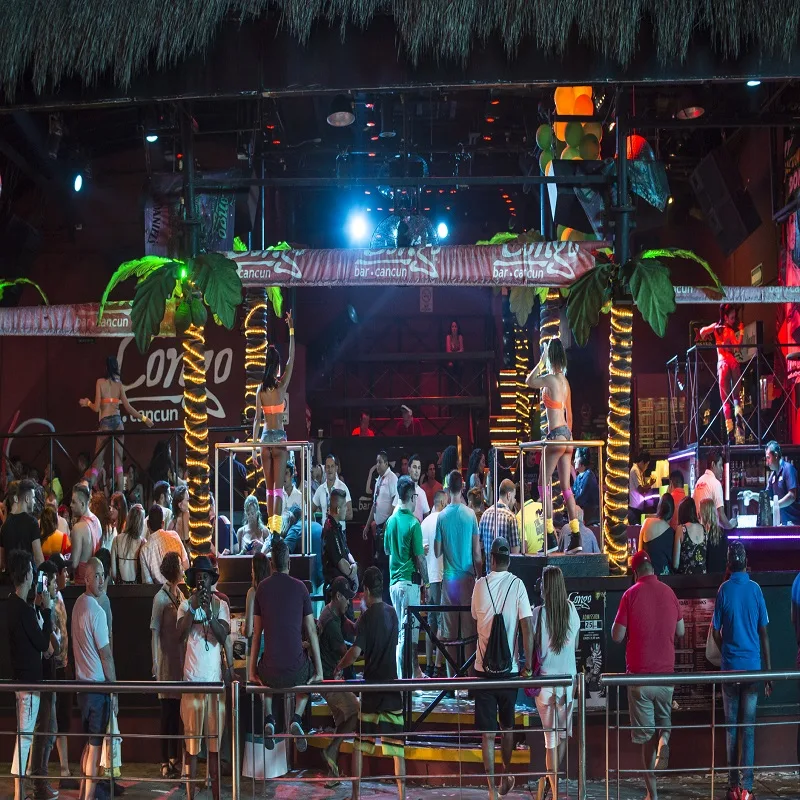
[554,121,568,141]
[554,86,575,115]
[560,227,574,241]
[573,94,594,116]
[572,85,593,99]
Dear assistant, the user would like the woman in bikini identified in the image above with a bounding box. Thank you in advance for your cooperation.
[252,310,295,534]
[526,338,581,552]
[79,356,153,491]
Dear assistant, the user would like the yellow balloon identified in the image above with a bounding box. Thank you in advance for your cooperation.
[554,86,575,116]
[554,121,568,141]
[572,85,593,99]
[560,227,574,241]
[545,160,555,176]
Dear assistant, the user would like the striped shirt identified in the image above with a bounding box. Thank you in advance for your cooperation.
[478,502,520,572]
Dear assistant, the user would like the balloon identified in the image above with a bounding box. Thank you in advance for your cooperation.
[584,122,603,141]
[535,124,553,150]
[573,94,594,116]
[539,149,553,174]
[560,227,574,241]
[554,86,575,115]
[572,85,593,100]
[561,146,580,160]
[579,133,600,160]
[557,225,567,239]
[565,122,583,148]
[554,121,568,141]
[626,134,649,159]
[545,159,555,176]
[567,229,586,241]
[554,138,566,156]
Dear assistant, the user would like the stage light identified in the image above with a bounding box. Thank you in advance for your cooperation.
[667,196,674,205]
[145,134,159,143]
[746,79,761,88]
[73,173,83,192]
[437,222,449,239]
[327,95,355,127]
[346,211,369,245]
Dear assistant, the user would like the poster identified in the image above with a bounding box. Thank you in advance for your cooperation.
[674,597,717,710]
[570,590,606,711]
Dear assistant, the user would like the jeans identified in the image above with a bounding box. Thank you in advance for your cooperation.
[390,580,421,678]
[30,690,57,788]
[722,681,759,790]
[12,691,40,777]
[425,581,443,669]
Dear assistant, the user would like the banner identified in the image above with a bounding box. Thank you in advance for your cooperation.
[230,241,603,288]
[570,590,607,711]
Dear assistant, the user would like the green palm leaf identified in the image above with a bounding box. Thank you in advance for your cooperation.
[192,253,243,329]
[0,277,48,304]
[233,236,248,253]
[131,264,179,353]
[566,262,613,346]
[629,258,676,337]
[640,248,724,299]
[267,286,283,317]
[509,287,536,326]
[98,256,177,323]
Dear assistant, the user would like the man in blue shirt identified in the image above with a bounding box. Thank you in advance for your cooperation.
[712,543,772,800]
[573,447,600,524]
[765,440,800,525]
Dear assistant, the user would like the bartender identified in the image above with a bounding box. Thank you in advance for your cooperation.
[765,440,800,525]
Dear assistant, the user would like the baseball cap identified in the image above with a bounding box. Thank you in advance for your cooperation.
[400,404,412,414]
[330,575,356,600]
[490,536,510,555]
[629,550,651,572]
[727,541,747,571]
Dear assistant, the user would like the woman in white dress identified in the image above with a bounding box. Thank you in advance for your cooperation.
[533,565,581,800]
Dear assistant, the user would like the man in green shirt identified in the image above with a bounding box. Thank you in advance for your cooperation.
[384,475,428,678]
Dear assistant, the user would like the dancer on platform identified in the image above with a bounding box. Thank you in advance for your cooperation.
[79,356,153,491]
[697,303,745,443]
[252,310,295,534]
[526,338,581,553]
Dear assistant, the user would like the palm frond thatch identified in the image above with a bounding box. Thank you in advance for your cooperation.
[1,1,798,98]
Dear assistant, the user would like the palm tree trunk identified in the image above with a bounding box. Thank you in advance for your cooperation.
[539,289,563,514]
[603,303,633,572]
[514,325,531,441]
[182,323,212,556]
[244,288,269,513]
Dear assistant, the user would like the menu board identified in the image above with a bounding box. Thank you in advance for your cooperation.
[674,597,717,710]
[570,590,607,710]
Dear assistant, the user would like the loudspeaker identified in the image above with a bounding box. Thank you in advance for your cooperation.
[690,148,761,256]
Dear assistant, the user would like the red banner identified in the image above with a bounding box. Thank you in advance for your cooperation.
[230,241,603,287]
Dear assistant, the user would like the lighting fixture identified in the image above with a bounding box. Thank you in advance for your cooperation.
[436,222,449,239]
[667,196,674,205]
[746,79,761,88]
[346,211,369,244]
[145,134,159,143]
[73,173,83,192]
[674,90,705,120]
[327,95,355,127]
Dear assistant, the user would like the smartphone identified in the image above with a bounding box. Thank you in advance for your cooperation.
[36,572,48,595]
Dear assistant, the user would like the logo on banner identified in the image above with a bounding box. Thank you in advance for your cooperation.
[353,247,440,281]
[237,250,304,282]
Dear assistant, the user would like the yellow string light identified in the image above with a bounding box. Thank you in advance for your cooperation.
[603,304,634,571]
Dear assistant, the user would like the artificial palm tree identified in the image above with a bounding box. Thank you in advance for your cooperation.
[98,252,243,555]
[0,277,48,304]
[566,247,724,571]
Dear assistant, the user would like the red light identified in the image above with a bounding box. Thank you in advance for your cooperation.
[483,135,492,141]
[505,198,512,204]
[265,123,276,130]
[370,135,379,141]
[490,98,500,106]
[365,102,374,109]
[366,120,376,127]
[426,189,432,194]
[450,189,456,194]
[502,193,509,199]
[509,207,515,211]
[176,153,183,159]
[368,153,376,157]
[424,207,431,211]
[439,189,445,194]
[485,116,496,123]
[272,139,281,145]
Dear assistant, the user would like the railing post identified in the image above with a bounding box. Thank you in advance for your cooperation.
[577,672,586,800]
[231,680,240,800]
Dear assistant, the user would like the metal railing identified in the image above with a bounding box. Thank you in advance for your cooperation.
[601,669,800,800]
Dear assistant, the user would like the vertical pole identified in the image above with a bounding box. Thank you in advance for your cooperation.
[615,86,631,265]
[710,681,716,800]
[605,683,610,800]
[231,682,240,800]
[577,672,586,800]
[519,447,525,551]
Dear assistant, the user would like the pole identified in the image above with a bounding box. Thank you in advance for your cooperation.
[577,672,587,800]
[614,86,631,267]
[231,681,240,800]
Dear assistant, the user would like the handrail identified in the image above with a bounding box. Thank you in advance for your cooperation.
[0,680,224,693]
[601,669,795,687]
[1,424,247,439]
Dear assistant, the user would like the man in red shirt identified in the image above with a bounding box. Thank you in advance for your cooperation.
[351,411,375,437]
[612,551,684,800]
[395,405,423,436]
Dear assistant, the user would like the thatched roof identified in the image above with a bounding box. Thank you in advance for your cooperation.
[1,1,798,99]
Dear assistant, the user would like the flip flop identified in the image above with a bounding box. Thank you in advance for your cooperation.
[264,720,275,751]
[655,742,670,771]
[499,775,515,797]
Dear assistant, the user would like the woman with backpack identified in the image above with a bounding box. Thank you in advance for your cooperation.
[532,566,581,800]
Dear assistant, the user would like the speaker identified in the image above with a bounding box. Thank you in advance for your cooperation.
[690,148,761,256]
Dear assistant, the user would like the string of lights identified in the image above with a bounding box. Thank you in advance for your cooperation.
[243,288,269,510]
[603,303,633,571]
[182,322,212,553]
[514,326,531,441]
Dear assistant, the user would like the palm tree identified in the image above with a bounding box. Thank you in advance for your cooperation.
[98,252,243,555]
[566,248,723,571]
[0,277,48,304]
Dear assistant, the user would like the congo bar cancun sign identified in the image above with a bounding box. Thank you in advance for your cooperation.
[229,241,603,287]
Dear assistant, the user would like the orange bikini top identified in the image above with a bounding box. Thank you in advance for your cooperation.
[542,389,565,410]
[262,402,285,415]
[101,397,120,405]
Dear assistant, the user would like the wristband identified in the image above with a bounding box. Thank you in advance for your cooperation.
[289,328,295,336]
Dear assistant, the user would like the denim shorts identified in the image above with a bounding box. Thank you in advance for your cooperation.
[261,429,287,444]
[546,425,572,440]
[99,414,124,432]
[79,692,111,746]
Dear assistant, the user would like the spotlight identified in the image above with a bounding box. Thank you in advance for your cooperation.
[346,211,369,245]
[437,221,449,239]
[746,79,762,88]
[674,90,705,120]
[327,95,355,127]
[667,196,674,205]
[145,134,159,143]
[73,173,83,192]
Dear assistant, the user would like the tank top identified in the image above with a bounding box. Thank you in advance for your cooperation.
[642,529,673,576]
[73,513,103,585]
[678,527,707,575]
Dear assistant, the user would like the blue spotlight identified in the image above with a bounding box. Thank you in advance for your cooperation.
[746,80,761,87]
[346,211,369,245]
[73,173,83,192]
[437,221,449,240]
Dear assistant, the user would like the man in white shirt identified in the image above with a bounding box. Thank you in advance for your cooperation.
[362,451,398,600]
[392,453,430,522]
[140,505,189,584]
[421,490,446,677]
[471,537,533,799]
[72,558,117,800]
[628,452,656,524]
[282,463,303,531]
[312,454,352,532]
[177,556,231,800]
[693,449,737,530]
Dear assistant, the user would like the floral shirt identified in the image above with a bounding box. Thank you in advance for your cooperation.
[679,527,707,575]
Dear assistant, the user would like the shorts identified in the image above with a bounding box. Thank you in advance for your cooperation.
[261,429,287,444]
[326,691,360,728]
[181,693,225,756]
[546,425,572,440]
[354,708,404,757]
[475,687,518,733]
[99,415,124,432]
[628,685,673,744]
[55,667,72,732]
[441,576,477,643]
[78,692,110,747]
[259,655,313,690]
[535,691,574,749]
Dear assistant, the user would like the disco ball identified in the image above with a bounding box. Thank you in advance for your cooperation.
[370,214,439,248]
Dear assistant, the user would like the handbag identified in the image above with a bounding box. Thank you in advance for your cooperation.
[524,605,544,698]
[704,621,721,668]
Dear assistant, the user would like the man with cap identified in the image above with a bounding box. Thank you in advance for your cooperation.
[471,536,533,799]
[612,550,684,800]
[712,543,772,800]
[316,576,360,782]
[395,405,423,436]
[177,556,230,800]
[322,488,358,597]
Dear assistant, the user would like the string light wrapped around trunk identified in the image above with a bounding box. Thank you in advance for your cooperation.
[243,288,269,511]
[183,323,212,554]
[603,303,633,570]
[514,327,531,441]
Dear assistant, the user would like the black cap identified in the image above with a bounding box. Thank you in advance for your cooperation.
[490,536,510,555]
[330,575,356,599]
[48,553,68,572]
